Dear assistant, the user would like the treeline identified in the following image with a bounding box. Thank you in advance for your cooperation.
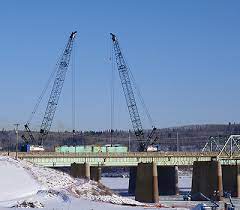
[1,123,240,152]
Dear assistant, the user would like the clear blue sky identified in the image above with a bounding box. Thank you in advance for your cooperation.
[0,1,240,131]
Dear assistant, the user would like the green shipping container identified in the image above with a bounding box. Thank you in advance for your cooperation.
[101,146,107,153]
[55,146,69,153]
[75,146,85,153]
[68,146,75,153]
[55,147,61,152]
[106,146,128,153]
[92,146,102,153]
[55,145,128,153]
[84,146,93,153]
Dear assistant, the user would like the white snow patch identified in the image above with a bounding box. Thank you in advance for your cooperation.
[0,157,41,202]
[0,156,143,207]
[0,156,190,209]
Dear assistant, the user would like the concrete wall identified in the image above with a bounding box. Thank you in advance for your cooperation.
[70,162,90,179]
[191,161,223,201]
[135,162,159,203]
[90,166,101,182]
[129,165,178,196]
[157,166,179,195]
[128,167,137,195]
[222,165,240,197]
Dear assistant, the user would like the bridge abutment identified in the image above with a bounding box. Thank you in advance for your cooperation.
[135,162,159,203]
[70,162,90,179]
[191,160,223,201]
[222,165,240,197]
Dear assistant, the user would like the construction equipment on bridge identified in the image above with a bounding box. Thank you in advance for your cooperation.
[21,31,77,151]
[55,145,128,153]
[110,33,158,151]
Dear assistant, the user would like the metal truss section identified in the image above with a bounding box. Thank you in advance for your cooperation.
[202,136,222,152]
[218,135,240,158]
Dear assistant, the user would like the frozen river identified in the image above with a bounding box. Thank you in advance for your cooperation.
[101,174,192,196]
[101,175,197,209]
[101,175,240,209]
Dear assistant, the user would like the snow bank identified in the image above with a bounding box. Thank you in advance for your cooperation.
[0,157,40,202]
[0,156,143,207]
[0,156,191,209]
[12,200,44,208]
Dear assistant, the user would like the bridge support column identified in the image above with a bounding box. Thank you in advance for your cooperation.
[70,162,90,179]
[128,165,179,196]
[157,166,179,195]
[191,161,223,201]
[90,166,102,182]
[135,162,159,203]
[222,165,240,197]
[128,167,137,195]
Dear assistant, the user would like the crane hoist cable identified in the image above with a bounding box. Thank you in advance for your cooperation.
[71,39,76,144]
[26,62,59,126]
[72,40,76,133]
[128,65,155,128]
[110,41,116,146]
[26,42,71,126]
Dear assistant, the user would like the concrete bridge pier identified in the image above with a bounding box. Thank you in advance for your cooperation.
[70,162,90,179]
[128,167,137,195]
[128,165,179,196]
[191,160,223,201]
[90,166,102,182]
[222,165,240,197]
[135,162,159,203]
[157,166,179,195]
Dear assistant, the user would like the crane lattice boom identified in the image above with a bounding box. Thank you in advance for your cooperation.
[111,33,145,149]
[38,31,77,145]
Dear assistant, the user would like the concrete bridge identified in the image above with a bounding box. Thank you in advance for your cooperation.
[11,151,240,167]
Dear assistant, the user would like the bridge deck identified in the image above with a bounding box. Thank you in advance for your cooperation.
[2,152,239,167]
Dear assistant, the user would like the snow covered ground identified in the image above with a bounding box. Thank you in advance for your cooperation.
[0,159,40,202]
[0,156,189,209]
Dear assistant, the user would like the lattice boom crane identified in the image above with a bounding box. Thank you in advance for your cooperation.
[110,33,157,151]
[23,31,77,146]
